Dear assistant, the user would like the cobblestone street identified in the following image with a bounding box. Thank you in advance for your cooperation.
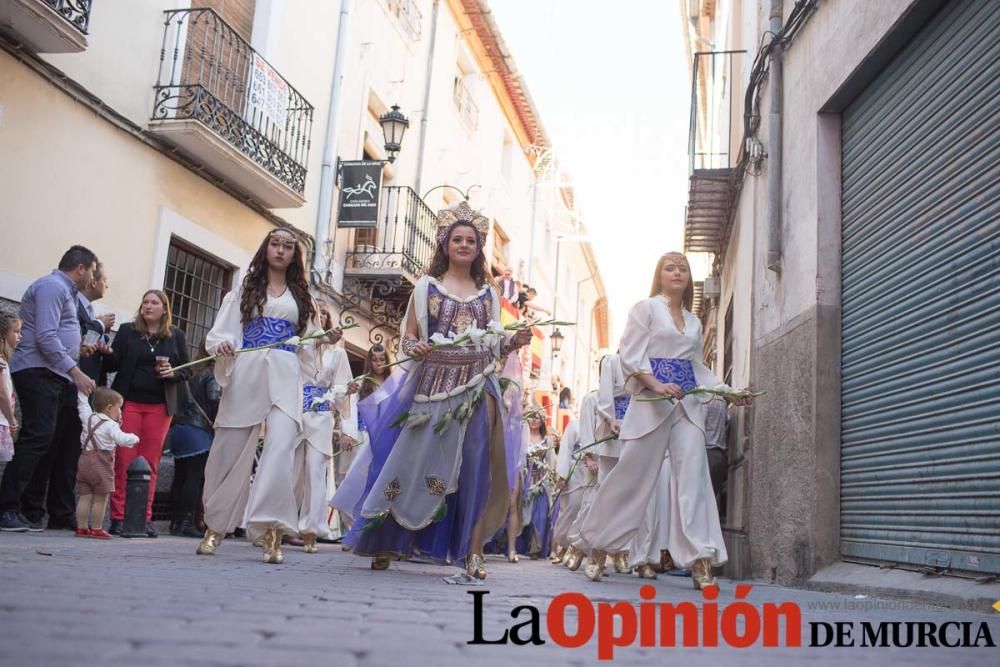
[0,532,997,666]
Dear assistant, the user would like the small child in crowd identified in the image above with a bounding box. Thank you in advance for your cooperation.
[76,388,139,539]
[0,311,23,463]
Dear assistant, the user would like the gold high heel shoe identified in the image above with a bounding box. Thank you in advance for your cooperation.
[691,558,718,590]
[507,551,519,563]
[584,550,606,582]
[660,549,676,572]
[565,547,584,571]
[262,528,284,564]
[636,563,658,579]
[195,529,224,555]
[612,551,632,574]
[302,533,319,554]
[550,546,565,564]
[371,555,391,570]
[466,553,487,579]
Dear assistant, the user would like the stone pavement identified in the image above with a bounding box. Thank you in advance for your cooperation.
[0,532,997,666]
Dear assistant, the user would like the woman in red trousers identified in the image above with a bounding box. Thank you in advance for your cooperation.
[102,290,190,536]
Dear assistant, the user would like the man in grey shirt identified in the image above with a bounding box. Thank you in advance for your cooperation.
[703,396,730,517]
[0,246,98,532]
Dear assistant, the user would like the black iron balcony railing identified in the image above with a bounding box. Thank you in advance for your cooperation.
[688,50,746,172]
[343,186,437,283]
[42,0,91,34]
[152,8,313,195]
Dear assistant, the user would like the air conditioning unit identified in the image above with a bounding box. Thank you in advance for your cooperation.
[703,276,721,299]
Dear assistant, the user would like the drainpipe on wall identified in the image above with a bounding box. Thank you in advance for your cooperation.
[413,0,441,198]
[313,0,354,284]
[766,0,783,273]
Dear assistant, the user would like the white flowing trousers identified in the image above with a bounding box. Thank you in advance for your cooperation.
[575,408,727,568]
[202,407,300,539]
[294,441,333,538]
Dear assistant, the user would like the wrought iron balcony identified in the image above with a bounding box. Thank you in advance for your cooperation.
[684,50,746,256]
[338,186,437,350]
[149,8,314,208]
[0,0,91,53]
[342,186,437,286]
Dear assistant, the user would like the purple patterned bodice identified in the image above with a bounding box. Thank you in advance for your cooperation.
[416,284,495,396]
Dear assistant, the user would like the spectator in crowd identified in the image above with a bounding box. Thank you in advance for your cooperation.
[0,310,23,464]
[167,343,220,538]
[74,388,139,539]
[101,289,190,537]
[0,245,98,533]
[497,267,519,302]
[22,262,113,531]
[517,285,551,319]
[703,396,730,520]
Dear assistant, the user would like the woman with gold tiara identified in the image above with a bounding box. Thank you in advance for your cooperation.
[342,202,532,579]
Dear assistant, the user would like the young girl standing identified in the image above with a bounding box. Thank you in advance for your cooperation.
[0,312,23,463]
[342,202,531,579]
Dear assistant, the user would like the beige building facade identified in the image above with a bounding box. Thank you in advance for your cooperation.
[0,0,607,418]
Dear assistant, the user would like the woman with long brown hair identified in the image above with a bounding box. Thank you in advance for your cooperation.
[341,202,532,579]
[102,289,191,537]
[572,252,753,588]
[195,228,340,564]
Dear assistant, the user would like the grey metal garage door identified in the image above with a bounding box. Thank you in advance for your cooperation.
[840,0,1000,575]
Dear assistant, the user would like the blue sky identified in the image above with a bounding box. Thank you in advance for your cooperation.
[491,0,694,342]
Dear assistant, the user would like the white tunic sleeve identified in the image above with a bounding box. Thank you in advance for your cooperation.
[555,419,579,479]
[596,355,617,424]
[619,300,655,395]
[205,288,243,389]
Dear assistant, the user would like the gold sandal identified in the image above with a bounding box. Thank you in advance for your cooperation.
[466,553,487,579]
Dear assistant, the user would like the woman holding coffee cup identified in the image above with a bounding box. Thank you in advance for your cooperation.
[101,289,190,537]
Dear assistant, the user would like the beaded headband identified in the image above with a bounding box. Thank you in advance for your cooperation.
[436,201,490,245]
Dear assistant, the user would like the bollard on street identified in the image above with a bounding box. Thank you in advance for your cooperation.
[121,456,151,538]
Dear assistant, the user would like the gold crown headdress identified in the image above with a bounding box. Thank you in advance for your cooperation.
[436,201,490,245]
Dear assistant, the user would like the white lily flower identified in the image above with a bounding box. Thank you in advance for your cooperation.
[323,385,348,402]
[429,332,453,347]
[464,326,488,351]
[487,320,505,336]
[285,335,301,347]
[408,412,431,427]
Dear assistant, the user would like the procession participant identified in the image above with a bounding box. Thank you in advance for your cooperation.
[342,202,532,579]
[294,303,354,553]
[598,352,674,579]
[562,388,600,571]
[549,415,597,564]
[330,344,401,535]
[573,252,752,588]
[195,228,340,564]
[508,407,557,561]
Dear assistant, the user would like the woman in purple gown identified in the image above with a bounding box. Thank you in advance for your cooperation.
[343,202,531,579]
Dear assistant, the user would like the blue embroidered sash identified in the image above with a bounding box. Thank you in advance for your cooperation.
[242,316,296,353]
[613,395,631,420]
[357,412,367,433]
[649,358,697,392]
[303,384,330,412]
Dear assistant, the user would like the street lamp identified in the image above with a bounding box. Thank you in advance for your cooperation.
[550,328,565,355]
[379,105,409,163]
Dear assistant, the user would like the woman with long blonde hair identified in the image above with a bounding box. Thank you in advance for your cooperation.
[572,252,753,589]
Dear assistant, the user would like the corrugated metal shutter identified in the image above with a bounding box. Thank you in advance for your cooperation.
[840,0,1000,574]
